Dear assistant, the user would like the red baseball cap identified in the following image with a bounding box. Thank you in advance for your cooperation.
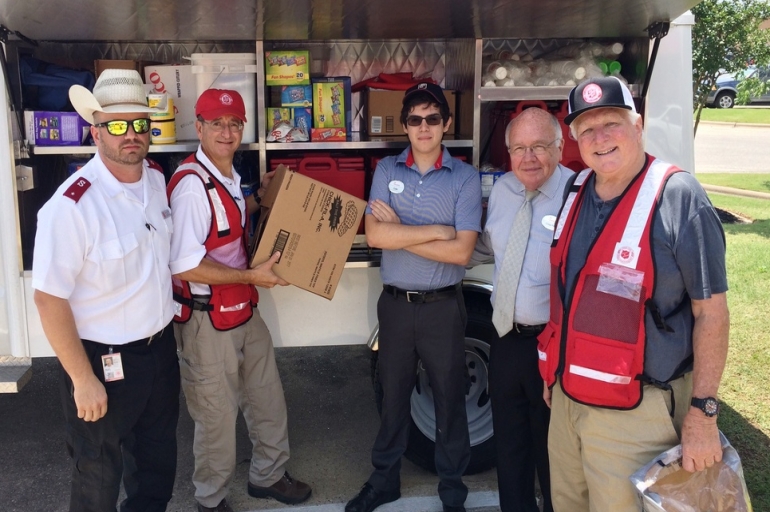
[195,89,247,122]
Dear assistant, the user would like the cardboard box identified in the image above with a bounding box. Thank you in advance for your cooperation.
[265,50,310,85]
[144,65,198,141]
[280,85,312,107]
[293,107,312,132]
[266,108,293,130]
[367,89,457,135]
[312,77,351,133]
[250,165,365,300]
[310,127,346,142]
[25,111,90,146]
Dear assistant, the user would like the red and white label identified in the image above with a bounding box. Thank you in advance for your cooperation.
[219,93,233,105]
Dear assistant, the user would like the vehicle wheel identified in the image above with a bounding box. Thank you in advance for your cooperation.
[715,91,735,109]
[370,303,496,475]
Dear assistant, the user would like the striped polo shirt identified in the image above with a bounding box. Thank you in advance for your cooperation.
[366,146,482,290]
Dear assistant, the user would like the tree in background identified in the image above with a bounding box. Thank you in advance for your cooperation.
[692,0,770,135]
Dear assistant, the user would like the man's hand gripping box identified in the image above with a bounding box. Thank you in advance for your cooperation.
[249,165,365,300]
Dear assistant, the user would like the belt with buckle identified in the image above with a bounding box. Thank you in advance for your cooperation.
[122,326,166,347]
[513,323,546,337]
[383,283,460,304]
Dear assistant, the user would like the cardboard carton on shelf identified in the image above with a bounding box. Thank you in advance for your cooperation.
[25,111,90,146]
[250,165,366,300]
[366,89,457,135]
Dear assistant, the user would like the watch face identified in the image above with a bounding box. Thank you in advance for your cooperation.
[704,398,719,416]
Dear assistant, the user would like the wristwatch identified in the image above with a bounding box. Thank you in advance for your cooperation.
[253,187,262,205]
[691,396,720,417]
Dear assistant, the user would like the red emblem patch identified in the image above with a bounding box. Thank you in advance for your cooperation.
[63,177,92,203]
[616,246,634,263]
[582,84,603,104]
[219,93,233,105]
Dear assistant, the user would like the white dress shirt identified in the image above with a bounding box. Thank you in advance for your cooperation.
[32,152,175,344]
[475,164,573,325]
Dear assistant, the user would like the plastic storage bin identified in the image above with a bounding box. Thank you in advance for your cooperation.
[191,53,258,143]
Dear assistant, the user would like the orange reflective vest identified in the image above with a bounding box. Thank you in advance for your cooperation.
[167,155,258,331]
[538,155,681,409]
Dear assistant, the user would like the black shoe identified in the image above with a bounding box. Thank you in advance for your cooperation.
[443,506,466,512]
[247,471,312,505]
[345,482,400,512]
[197,498,234,512]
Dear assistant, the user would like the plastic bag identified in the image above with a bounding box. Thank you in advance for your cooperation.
[630,431,753,512]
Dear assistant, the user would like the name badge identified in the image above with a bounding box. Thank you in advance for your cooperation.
[102,353,125,382]
[388,180,405,194]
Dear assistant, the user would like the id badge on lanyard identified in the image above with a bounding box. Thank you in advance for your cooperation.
[101,348,125,382]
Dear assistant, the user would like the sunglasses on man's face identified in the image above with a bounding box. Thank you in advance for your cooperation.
[94,118,152,136]
[405,114,443,127]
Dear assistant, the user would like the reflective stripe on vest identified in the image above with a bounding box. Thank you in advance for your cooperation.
[176,162,231,236]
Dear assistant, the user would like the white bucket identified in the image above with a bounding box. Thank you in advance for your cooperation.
[191,53,258,143]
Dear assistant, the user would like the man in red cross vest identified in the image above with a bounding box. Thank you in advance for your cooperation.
[167,89,311,512]
[539,76,730,511]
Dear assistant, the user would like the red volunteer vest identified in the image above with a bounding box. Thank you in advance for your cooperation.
[167,154,258,331]
[538,155,681,409]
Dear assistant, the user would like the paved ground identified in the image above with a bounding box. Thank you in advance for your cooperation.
[0,347,499,512]
[694,122,770,174]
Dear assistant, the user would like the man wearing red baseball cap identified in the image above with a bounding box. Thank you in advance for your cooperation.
[167,89,311,512]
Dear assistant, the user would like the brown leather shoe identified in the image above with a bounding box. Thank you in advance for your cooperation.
[197,498,234,512]
[247,471,312,505]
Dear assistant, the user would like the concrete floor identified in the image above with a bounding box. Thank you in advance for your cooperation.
[0,346,500,512]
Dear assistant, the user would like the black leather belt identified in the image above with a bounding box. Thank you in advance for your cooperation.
[512,323,546,337]
[383,283,460,303]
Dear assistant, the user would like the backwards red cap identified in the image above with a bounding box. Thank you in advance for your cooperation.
[195,89,247,122]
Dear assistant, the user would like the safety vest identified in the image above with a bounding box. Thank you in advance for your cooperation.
[538,155,681,409]
[167,154,258,331]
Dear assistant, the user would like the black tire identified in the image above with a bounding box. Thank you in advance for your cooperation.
[370,302,497,475]
[715,91,735,109]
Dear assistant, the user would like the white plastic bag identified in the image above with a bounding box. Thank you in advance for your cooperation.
[630,431,752,512]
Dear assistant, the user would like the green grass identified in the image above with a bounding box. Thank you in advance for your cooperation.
[696,173,770,194]
[697,108,770,124]
[705,192,770,510]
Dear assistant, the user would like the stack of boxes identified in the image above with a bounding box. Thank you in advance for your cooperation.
[264,50,351,142]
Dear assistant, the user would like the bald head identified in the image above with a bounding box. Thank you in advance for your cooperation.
[505,107,564,191]
[505,108,562,150]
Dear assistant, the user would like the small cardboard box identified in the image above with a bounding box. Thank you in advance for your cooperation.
[312,77,351,133]
[310,127,346,142]
[367,88,457,135]
[250,165,365,300]
[266,107,293,130]
[144,64,198,141]
[280,85,312,107]
[265,50,310,85]
[25,111,90,146]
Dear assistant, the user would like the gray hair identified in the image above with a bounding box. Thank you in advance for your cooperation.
[568,108,642,139]
[505,107,562,149]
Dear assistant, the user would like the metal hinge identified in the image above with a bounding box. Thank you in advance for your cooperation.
[646,21,670,41]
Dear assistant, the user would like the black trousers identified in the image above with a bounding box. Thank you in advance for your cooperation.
[59,325,180,512]
[489,331,553,512]
[368,289,470,507]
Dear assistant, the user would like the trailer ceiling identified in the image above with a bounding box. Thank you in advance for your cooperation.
[0,0,700,41]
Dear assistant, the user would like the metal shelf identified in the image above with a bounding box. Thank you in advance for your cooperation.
[478,84,642,102]
[265,135,473,151]
[32,141,227,156]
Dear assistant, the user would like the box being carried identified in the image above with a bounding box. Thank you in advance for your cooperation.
[25,111,90,146]
[265,50,310,85]
[250,165,365,300]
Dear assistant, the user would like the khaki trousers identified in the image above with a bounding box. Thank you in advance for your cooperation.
[176,308,290,508]
[549,374,692,512]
